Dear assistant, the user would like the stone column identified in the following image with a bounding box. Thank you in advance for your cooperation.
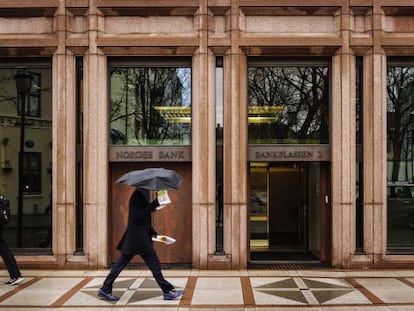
[370,3,386,266]
[83,1,108,268]
[53,0,72,265]
[221,0,248,269]
[331,4,355,268]
[223,51,248,269]
[192,1,214,269]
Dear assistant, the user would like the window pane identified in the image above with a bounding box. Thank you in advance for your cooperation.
[75,56,84,254]
[23,152,41,194]
[248,63,329,144]
[387,60,414,251]
[356,56,364,252]
[0,59,52,250]
[215,57,224,253]
[109,65,191,146]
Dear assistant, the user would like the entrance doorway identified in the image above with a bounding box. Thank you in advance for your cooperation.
[249,162,330,262]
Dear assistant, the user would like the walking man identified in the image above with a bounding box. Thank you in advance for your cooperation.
[0,196,24,286]
[97,188,183,301]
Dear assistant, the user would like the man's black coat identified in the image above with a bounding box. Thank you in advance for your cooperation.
[116,189,159,255]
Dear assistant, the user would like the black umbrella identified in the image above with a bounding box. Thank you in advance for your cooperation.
[116,168,183,191]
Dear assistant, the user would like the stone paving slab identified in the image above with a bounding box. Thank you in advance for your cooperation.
[0,269,413,310]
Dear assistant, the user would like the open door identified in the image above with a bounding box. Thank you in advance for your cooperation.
[249,162,331,262]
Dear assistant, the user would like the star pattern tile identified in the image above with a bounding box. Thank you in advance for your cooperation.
[128,290,162,303]
[251,277,372,305]
[303,278,351,289]
[312,289,354,304]
[80,277,167,304]
[139,278,159,288]
[256,289,308,304]
[113,278,137,289]
[257,278,298,289]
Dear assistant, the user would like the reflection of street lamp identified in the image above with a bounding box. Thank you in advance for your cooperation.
[287,105,297,139]
[14,70,33,248]
[287,109,296,126]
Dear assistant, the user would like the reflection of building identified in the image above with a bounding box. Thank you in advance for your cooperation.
[1,2,414,269]
[0,65,52,249]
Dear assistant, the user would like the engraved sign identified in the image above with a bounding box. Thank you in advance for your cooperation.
[109,146,191,162]
[248,145,330,162]
[110,145,329,162]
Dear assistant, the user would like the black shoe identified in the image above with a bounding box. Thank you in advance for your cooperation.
[5,277,24,286]
[97,289,119,301]
[163,289,184,300]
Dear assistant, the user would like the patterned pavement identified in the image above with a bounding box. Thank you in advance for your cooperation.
[1,268,414,310]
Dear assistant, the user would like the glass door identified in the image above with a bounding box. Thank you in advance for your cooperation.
[249,162,324,261]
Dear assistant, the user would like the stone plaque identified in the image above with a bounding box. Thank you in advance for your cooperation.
[248,145,330,162]
[109,146,191,162]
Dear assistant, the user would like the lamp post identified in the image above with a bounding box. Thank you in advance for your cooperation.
[14,71,33,248]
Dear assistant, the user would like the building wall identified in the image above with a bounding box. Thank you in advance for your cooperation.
[1,0,413,269]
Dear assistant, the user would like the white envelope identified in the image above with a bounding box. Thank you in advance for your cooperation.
[156,204,167,211]
[152,235,176,245]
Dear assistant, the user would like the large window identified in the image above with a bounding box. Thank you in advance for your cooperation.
[109,58,191,146]
[248,58,330,144]
[0,59,52,250]
[387,58,414,252]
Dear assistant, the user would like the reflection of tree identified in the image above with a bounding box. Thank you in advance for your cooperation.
[387,66,414,182]
[110,67,190,144]
[248,66,329,142]
[0,72,19,109]
[248,67,290,139]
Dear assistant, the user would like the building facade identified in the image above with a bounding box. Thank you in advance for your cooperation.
[0,0,414,270]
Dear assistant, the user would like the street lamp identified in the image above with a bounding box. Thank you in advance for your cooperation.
[14,70,33,248]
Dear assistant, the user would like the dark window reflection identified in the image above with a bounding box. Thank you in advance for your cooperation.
[387,59,414,251]
[215,57,224,254]
[0,59,52,250]
[248,61,329,144]
[75,56,84,254]
[356,56,364,253]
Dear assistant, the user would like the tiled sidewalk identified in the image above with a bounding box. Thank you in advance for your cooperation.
[1,269,414,310]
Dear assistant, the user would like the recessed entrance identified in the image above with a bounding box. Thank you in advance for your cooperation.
[249,162,330,262]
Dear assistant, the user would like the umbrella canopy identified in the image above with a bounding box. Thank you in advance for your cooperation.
[116,168,183,191]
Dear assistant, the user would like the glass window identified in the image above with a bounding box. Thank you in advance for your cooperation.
[23,152,41,194]
[248,58,330,144]
[356,56,364,252]
[215,57,224,254]
[387,58,414,252]
[75,56,84,254]
[109,59,191,146]
[0,59,52,250]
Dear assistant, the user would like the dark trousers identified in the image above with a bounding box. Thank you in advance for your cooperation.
[101,249,174,294]
[0,232,21,279]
